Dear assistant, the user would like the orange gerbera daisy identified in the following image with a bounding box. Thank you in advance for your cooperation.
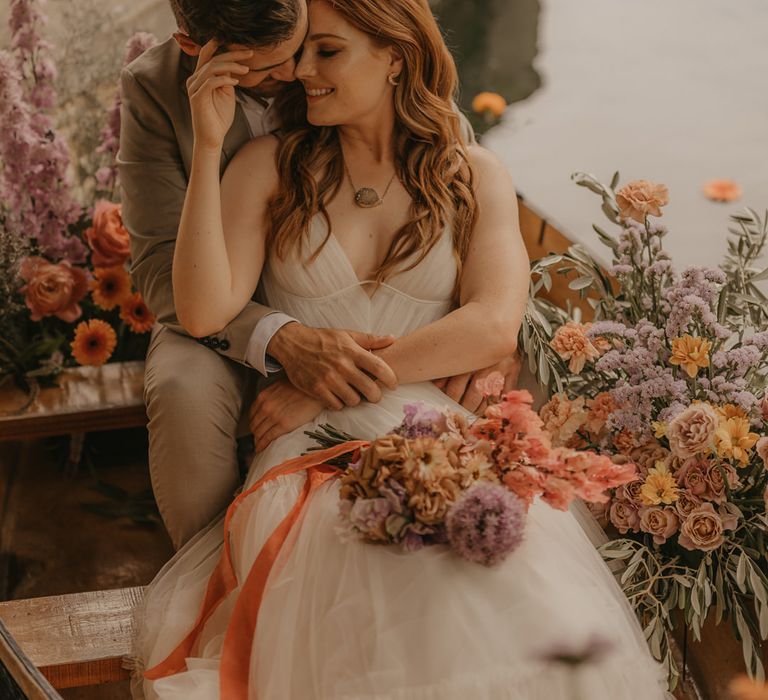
[729,674,768,700]
[71,319,117,366]
[120,292,155,333]
[90,266,132,310]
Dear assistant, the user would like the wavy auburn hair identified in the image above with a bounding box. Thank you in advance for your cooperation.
[268,0,476,287]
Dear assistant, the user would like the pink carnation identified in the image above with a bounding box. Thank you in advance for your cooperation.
[549,321,601,374]
[539,393,588,447]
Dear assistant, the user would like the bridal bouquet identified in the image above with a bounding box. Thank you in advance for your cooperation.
[0,0,156,394]
[310,376,637,566]
[521,172,768,686]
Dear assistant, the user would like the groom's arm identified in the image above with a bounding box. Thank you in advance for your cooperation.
[118,65,286,371]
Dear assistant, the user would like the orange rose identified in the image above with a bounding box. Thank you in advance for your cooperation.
[120,292,155,333]
[616,180,669,222]
[71,319,117,366]
[84,200,131,267]
[18,256,89,322]
[702,179,741,203]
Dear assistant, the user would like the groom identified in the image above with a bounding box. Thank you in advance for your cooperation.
[119,0,521,550]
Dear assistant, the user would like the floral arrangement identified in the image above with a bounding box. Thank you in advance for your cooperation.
[521,171,768,687]
[313,375,636,566]
[0,0,157,394]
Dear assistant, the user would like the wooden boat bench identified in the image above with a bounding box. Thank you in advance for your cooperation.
[0,586,145,691]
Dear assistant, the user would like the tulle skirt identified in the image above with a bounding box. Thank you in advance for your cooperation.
[130,382,672,699]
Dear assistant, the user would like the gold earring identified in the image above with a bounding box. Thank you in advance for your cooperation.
[387,73,400,86]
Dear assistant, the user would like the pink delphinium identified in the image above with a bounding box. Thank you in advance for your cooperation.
[0,48,83,262]
[95,32,158,192]
[446,482,526,566]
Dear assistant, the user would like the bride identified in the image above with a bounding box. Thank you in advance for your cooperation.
[131,0,672,697]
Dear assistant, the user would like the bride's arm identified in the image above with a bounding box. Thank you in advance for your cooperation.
[173,135,278,338]
[375,146,529,384]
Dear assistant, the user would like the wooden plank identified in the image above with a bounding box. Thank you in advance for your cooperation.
[0,587,145,689]
[0,362,147,442]
[0,619,62,699]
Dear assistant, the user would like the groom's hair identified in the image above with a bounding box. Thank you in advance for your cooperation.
[168,0,301,47]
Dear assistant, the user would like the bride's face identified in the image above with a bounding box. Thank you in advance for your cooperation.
[295,1,403,127]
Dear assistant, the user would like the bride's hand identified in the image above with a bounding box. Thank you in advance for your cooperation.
[186,40,252,152]
[249,378,325,452]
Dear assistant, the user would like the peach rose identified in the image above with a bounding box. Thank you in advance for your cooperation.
[666,403,718,459]
[674,491,703,520]
[676,458,709,497]
[616,180,669,222]
[702,179,742,203]
[84,200,131,267]
[549,321,601,374]
[617,479,644,507]
[757,437,768,467]
[678,503,737,552]
[628,440,670,474]
[706,462,741,503]
[539,393,588,447]
[19,256,89,322]
[609,500,640,534]
[639,506,679,545]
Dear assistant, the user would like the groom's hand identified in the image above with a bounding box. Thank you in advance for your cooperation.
[434,351,523,414]
[267,322,398,410]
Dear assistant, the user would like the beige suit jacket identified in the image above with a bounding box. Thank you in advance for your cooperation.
[117,37,476,366]
[118,37,269,364]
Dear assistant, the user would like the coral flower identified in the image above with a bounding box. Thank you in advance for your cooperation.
[702,179,742,203]
[640,462,679,506]
[471,91,507,119]
[729,674,768,700]
[90,266,132,310]
[71,319,117,366]
[549,321,601,374]
[715,403,747,420]
[120,292,155,333]
[19,256,89,322]
[669,334,712,378]
[715,416,760,466]
[615,180,669,222]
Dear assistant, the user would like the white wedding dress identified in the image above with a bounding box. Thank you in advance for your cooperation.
[130,217,672,699]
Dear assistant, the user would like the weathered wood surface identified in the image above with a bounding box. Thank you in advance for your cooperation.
[0,586,145,689]
[0,361,147,442]
[0,618,62,699]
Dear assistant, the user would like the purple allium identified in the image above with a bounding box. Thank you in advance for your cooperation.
[446,483,526,566]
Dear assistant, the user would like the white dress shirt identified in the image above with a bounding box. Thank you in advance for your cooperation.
[236,91,296,375]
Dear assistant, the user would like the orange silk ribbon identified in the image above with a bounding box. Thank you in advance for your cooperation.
[143,440,369,692]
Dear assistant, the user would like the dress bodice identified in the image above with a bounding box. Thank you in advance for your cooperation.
[261,216,457,337]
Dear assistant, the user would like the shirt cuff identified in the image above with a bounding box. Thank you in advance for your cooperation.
[245,312,297,376]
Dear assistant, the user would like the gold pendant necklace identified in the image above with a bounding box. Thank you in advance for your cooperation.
[344,161,398,208]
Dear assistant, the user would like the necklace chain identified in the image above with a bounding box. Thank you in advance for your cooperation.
[343,160,398,208]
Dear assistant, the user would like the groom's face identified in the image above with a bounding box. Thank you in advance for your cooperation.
[225,5,308,94]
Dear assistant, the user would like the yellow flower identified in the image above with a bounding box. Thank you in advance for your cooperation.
[669,334,712,378]
[715,403,747,420]
[715,416,760,466]
[640,461,679,506]
[652,421,667,439]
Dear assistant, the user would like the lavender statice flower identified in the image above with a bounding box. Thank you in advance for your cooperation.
[746,331,768,350]
[96,32,158,193]
[349,498,391,535]
[446,483,526,566]
[393,402,448,439]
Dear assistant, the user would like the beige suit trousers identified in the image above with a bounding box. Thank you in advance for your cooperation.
[144,325,258,550]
